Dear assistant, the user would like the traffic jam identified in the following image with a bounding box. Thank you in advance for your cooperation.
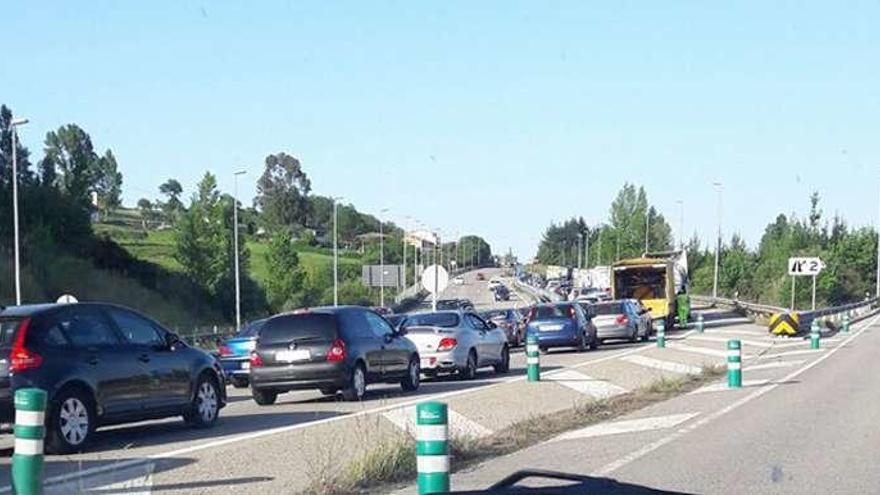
[0,257,686,457]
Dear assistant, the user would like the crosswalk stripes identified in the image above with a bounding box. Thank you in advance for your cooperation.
[620,355,703,375]
[382,405,494,439]
[544,370,629,399]
[550,412,699,442]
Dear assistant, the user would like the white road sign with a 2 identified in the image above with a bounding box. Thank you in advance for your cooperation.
[788,257,823,276]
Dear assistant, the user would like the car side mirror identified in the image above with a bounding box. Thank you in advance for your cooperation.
[487,321,497,329]
[395,326,408,337]
[166,332,183,351]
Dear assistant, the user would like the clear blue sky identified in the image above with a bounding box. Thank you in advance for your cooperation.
[4,2,879,259]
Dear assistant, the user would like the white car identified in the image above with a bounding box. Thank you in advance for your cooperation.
[452,275,465,285]
[488,279,503,291]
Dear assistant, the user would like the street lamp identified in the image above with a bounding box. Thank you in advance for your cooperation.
[712,182,723,300]
[379,208,389,307]
[676,200,684,249]
[10,117,28,305]
[232,170,247,332]
[332,196,344,306]
[644,207,651,255]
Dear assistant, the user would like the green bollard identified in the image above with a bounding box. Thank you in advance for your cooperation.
[810,319,820,349]
[727,340,742,388]
[12,388,47,495]
[696,313,705,333]
[416,402,449,495]
[843,314,850,333]
[526,333,540,382]
[656,319,666,348]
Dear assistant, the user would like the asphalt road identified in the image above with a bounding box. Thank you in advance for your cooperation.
[413,311,880,494]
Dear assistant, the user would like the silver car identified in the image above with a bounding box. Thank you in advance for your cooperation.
[403,311,510,380]
[587,299,652,343]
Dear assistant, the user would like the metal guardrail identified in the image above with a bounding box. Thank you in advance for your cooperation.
[513,280,561,303]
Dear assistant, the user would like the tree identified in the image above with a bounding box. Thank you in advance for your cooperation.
[159,178,185,221]
[264,229,303,310]
[93,150,123,218]
[136,198,154,230]
[40,124,99,204]
[0,105,34,189]
[255,152,312,230]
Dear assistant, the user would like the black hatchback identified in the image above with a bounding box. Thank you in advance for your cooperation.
[249,306,420,404]
[0,302,226,454]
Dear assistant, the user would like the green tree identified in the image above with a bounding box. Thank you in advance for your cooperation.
[136,198,154,230]
[264,229,303,310]
[40,124,99,204]
[255,152,312,230]
[159,178,184,221]
[93,150,123,218]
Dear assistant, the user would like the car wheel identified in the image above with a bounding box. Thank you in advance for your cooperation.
[342,363,367,401]
[319,388,338,396]
[589,334,599,350]
[46,387,95,455]
[577,332,588,352]
[231,376,249,389]
[185,374,221,428]
[494,346,510,373]
[252,387,278,406]
[459,350,477,380]
[629,326,639,343]
[539,346,549,355]
[401,356,421,392]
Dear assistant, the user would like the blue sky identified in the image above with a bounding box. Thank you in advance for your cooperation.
[4,1,879,259]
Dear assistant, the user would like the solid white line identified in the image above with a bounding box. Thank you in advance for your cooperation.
[758,348,825,360]
[744,360,805,371]
[689,335,769,348]
[552,413,699,442]
[384,406,491,439]
[689,379,769,395]
[544,370,629,399]
[595,311,880,476]
[620,355,702,375]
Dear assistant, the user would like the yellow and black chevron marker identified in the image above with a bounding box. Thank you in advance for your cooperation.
[769,312,799,336]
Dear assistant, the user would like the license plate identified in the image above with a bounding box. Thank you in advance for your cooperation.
[276,349,311,362]
[241,361,250,370]
[539,324,563,332]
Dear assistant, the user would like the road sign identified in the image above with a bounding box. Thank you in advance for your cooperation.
[421,265,449,294]
[788,257,823,276]
[362,265,404,287]
[769,312,799,336]
[56,294,78,304]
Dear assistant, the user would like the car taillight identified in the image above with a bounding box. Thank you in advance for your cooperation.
[249,351,264,368]
[326,339,347,363]
[10,318,42,373]
[437,337,458,352]
[218,345,233,357]
[616,315,629,326]
[569,306,577,320]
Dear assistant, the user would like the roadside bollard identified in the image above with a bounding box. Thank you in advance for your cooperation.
[843,314,850,333]
[656,319,666,348]
[526,334,540,382]
[12,388,47,495]
[416,402,449,495]
[727,340,742,388]
[696,313,705,333]
[810,319,821,349]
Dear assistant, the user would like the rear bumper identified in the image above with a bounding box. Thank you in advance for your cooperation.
[597,325,634,340]
[419,348,467,373]
[250,362,350,392]
[530,332,580,348]
[220,357,251,378]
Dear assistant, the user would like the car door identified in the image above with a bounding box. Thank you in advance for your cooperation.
[365,311,408,378]
[105,307,190,410]
[51,306,146,417]
[341,310,385,380]
[465,313,496,365]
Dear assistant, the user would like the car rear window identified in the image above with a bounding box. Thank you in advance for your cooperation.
[260,313,338,344]
[436,300,459,310]
[0,318,23,346]
[534,305,572,319]
[594,303,625,315]
[236,319,266,338]
[405,313,460,328]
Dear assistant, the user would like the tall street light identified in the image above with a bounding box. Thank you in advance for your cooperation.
[644,207,651,255]
[712,182,723,300]
[379,208,389,307]
[876,176,880,298]
[10,117,28,305]
[233,170,247,331]
[332,196,344,306]
[676,199,684,249]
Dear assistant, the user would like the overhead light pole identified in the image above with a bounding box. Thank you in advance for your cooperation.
[379,208,389,307]
[712,182,723,301]
[333,196,344,306]
[876,176,880,298]
[232,170,246,331]
[10,117,28,305]
[676,199,684,249]
[644,207,651,255]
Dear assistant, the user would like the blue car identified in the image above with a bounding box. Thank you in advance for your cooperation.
[219,318,267,388]
[525,302,598,353]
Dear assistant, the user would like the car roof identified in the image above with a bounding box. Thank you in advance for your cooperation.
[0,303,62,317]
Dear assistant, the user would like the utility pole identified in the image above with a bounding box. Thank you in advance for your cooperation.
[333,196,343,305]
[379,208,389,307]
[676,199,684,250]
[10,117,28,305]
[233,170,246,331]
[712,182,723,301]
[644,207,651,255]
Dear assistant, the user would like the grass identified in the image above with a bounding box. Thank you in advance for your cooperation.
[300,365,724,495]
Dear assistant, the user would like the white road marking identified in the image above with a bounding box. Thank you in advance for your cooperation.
[689,335,769,348]
[620,355,703,375]
[689,379,770,395]
[668,343,748,359]
[758,348,825,360]
[551,413,699,442]
[745,360,806,371]
[707,328,768,337]
[383,405,493,439]
[594,310,880,476]
[544,370,629,399]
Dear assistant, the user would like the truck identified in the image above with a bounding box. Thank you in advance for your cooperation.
[610,250,689,328]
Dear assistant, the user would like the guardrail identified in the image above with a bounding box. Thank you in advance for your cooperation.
[513,280,561,303]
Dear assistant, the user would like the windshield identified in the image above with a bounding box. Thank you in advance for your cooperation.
[593,303,625,315]
[404,313,460,328]
[236,319,266,338]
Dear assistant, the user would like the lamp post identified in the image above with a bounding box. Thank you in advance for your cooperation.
[712,182,723,301]
[333,196,343,306]
[10,117,28,305]
[676,199,684,249]
[379,208,389,307]
[233,170,246,331]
